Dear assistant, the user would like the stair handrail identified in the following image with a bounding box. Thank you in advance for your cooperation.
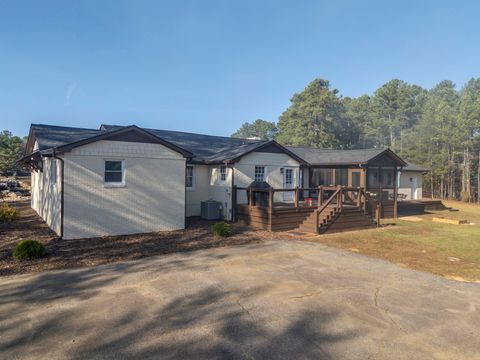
[315,186,343,234]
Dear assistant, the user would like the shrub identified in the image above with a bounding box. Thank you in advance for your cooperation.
[212,221,231,237]
[13,240,46,260]
[0,203,19,221]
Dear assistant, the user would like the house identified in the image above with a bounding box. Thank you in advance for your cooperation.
[397,162,428,200]
[21,123,426,239]
[21,124,305,239]
[236,147,408,232]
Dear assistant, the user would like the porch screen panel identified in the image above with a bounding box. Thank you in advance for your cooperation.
[351,172,360,187]
[367,167,379,188]
[382,167,395,188]
[335,169,348,186]
[310,169,333,187]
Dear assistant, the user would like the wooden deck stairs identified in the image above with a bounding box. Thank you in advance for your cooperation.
[298,205,377,234]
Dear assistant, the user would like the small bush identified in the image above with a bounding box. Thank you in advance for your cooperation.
[212,221,231,237]
[0,203,19,221]
[13,240,46,260]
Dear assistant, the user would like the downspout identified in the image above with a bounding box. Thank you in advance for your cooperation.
[228,162,235,222]
[52,149,64,239]
[184,160,189,228]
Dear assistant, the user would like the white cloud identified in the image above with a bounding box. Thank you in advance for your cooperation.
[64,82,77,106]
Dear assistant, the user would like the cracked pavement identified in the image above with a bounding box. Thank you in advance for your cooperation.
[1,240,479,359]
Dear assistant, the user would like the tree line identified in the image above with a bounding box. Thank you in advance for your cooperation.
[0,131,26,176]
[232,78,480,202]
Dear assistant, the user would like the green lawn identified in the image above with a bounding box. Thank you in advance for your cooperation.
[300,200,480,282]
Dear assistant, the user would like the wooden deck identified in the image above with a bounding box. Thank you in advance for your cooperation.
[397,199,447,216]
[237,203,378,234]
[237,204,315,231]
[235,186,383,234]
[417,199,448,211]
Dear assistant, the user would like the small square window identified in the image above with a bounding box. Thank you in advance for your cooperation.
[254,166,265,182]
[104,160,124,184]
[220,165,227,182]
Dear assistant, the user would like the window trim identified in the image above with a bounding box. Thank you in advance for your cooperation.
[254,165,266,182]
[219,165,227,182]
[186,165,195,190]
[104,159,125,188]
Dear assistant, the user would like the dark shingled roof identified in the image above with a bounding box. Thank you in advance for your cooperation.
[28,123,268,164]
[287,147,387,165]
[27,123,408,166]
[402,162,429,172]
[100,124,265,163]
[30,124,102,152]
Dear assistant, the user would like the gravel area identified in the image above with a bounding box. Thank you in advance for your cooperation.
[0,200,268,276]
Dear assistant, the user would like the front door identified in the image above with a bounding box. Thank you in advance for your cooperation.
[283,167,294,201]
[348,169,364,204]
[348,169,363,188]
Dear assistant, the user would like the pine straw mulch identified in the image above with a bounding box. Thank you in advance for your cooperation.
[0,200,271,277]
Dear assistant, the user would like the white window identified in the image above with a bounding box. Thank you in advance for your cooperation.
[254,166,265,182]
[50,159,56,185]
[104,160,124,185]
[220,165,227,182]
[186,165,195,189]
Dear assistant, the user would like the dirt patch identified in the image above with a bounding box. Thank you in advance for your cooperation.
[0,200,269,276]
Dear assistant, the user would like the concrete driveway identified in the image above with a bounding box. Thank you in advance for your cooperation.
[1,240,479,360]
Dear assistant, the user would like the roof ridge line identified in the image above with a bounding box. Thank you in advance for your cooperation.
[101,124,264,143]
[32,123,101,132]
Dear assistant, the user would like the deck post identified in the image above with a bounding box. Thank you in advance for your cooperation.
[268,188,274,231]
[337,185,343,211]
[294,186,299,209]
[248,187,253,208]
[315,210,320,234]
[318,186,324,208]
[376,203,381,227]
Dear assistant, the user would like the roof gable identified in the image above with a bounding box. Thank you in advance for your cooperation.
[287,147,406,167]
[228,141,307,164]
[367,149,407,167]
[56,125,193,157]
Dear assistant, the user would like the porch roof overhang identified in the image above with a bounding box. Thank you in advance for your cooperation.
[287,147,407,168]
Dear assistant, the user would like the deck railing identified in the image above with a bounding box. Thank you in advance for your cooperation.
[233,185,382,228]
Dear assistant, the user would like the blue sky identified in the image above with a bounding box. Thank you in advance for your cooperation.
[1,0,479,137]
